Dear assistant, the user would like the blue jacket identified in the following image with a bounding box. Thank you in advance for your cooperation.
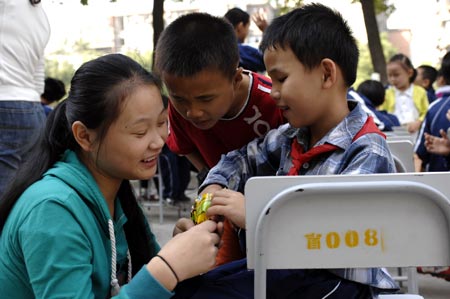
[238,43,265,73]
[415,96,450,171]
[0,150,173,299]
[347,89,400,131]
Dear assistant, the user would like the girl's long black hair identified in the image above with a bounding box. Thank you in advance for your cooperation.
[0,53,164,275]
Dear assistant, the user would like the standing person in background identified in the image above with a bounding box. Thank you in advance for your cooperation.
[0,53,220,298]
[0,0,50,196]
[224,7,267,73]
[154,12,285,267]
[41,77,66,116]
[380,53,429,134]
[159,144,192,204]
[415,64,438,104]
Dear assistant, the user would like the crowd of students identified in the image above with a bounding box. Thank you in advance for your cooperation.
[1,1,450,298]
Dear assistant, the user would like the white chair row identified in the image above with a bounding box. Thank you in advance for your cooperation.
[245,172,450,299]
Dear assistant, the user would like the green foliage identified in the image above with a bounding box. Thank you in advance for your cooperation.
[354,32,397,88]
[270,0,303,15]
[124,50,153,72]
[352,0,395,16]
[45,39,103,91]
[44,59,74,93]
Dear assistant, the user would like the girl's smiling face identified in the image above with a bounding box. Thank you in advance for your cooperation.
[89,84,168,183]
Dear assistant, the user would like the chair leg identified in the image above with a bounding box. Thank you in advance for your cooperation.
[407,267,419,294]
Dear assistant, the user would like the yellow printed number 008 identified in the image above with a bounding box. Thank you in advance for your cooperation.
[305,229,380,250]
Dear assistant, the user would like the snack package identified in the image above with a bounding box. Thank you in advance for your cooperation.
[191,193,212,224]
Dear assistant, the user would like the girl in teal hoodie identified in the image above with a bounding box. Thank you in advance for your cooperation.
[0,53,221,298]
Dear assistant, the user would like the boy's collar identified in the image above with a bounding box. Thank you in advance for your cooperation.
[284,101,361,149]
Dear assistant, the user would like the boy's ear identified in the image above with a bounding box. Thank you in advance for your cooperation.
[321,58,337,88]
[233,67,244,88]
[235,22,247,41]
[72,121,97,152]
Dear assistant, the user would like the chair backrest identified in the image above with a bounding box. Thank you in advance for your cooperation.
[386,139,415,172]
[245,172,450,298]
[386,128,418,145]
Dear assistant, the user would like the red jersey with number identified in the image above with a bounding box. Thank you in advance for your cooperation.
[167,71,285,168]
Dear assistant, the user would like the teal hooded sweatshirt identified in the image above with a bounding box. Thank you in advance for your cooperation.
[0,150,174,299]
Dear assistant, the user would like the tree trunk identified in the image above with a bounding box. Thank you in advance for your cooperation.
[360,0,387,85]
[152,0,164,71]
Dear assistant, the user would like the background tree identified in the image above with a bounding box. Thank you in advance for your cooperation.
[357,0,395,85]
[355,32,396,88]
[152,0,164,70]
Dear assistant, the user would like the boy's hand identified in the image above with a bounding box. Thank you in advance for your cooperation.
[206,189,246,229]
[424,130,450,156]
[251,9,268,32]
[173,218,195,236]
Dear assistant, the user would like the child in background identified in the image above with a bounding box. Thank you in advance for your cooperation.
[414,56,450,278]
[154,12,285,266]
[224,7,266,73]
[356,79,400,131]
[0,54,220,299]
[423,109,450,157]
[40,77,66,116]
[175,4,398,298]
[380,53,429,133]
[415,64,438,104]
[415,51,450,172]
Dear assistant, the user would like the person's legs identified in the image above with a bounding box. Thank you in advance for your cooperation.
[159,145,176,200]
[172,155,192,202]
[0,101,45,196]
[174,261,380,299]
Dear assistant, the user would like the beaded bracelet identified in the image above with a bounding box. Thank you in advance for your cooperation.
[156,254,179,283]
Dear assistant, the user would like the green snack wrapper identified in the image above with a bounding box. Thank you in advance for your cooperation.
[191,193,212,224]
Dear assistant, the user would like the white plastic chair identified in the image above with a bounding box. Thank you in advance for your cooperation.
[245,172,450,299]
[386,139,417,290]
[387,139,415,173]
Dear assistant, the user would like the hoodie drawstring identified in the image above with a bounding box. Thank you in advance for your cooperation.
[108,219,132,297]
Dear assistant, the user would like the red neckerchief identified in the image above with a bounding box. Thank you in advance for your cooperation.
[287,116,385,175]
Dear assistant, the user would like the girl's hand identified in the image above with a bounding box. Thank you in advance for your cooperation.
[148,220,220,290]
[206,189,246,229]
[407,120,422,133]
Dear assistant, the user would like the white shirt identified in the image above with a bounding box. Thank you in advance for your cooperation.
[393,84,419,124]
[0,0,50,102]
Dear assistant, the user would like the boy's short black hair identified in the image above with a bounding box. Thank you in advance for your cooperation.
[224,7,250,28]
[42,77,66,103]
[260,3,359,87]
[438,51,450,85]
[155,12,239,80]
[357,79,386,107]
[417,65,438,87]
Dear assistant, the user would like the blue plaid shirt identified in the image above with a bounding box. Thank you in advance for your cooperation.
[201,101,398,290]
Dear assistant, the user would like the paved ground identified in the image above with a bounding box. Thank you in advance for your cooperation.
[134,178,450,298]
